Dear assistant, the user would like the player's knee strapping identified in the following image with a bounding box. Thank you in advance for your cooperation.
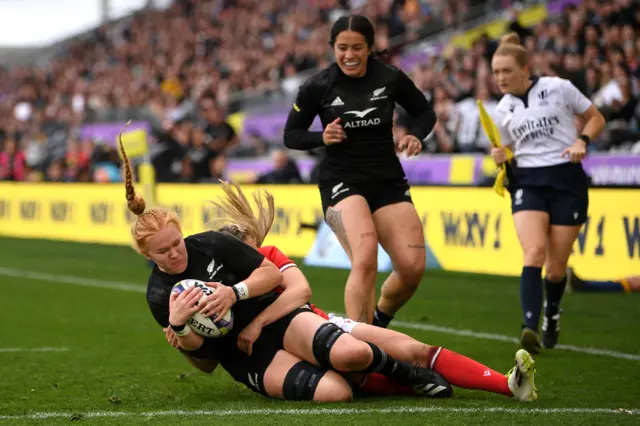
[283,361,327,401]
[361,342,389,374]
[312,322,345,370]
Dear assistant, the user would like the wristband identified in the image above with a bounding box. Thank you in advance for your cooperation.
[231,286,241,302]
[170,323,191,337]
[233,282,249,301]
[578,134,591,145]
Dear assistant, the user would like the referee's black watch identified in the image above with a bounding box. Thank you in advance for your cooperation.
[578,134,591,145]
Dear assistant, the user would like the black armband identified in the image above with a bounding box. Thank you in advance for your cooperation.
[170,323,186,332]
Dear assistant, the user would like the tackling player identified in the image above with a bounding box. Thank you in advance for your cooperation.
[165,181,538,402]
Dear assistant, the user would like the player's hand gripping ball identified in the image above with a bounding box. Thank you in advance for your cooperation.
[172,279,234,338]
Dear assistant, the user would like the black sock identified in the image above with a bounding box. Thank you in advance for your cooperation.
[372,306,394,329]
[363,342,414,383]
[520,266,543,330]
[545,276,567,316]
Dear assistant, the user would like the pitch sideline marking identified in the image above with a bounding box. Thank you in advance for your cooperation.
[1,267,638,362]
[0,347,70,353]
[0,406,638,420]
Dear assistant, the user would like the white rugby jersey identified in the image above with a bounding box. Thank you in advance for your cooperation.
[494,76,592,168]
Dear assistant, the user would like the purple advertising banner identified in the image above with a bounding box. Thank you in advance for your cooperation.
[397,41,446,71]
[547,0,582,15]
[226,156,456,184]
[582,155,640,186]
[79,121,151,144]
[242,114,323,142]
[227,154,640,186]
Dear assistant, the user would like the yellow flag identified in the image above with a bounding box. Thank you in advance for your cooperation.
[477,100,513,197]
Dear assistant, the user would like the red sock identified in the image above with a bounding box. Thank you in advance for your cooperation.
[360,373,414,396]
[427,347,512,397]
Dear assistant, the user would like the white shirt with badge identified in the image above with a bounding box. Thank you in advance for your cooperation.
[494,76,592,168]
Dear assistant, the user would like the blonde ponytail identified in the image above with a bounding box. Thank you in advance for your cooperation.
[209,181,275,247]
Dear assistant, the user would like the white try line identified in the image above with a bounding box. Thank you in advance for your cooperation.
[389,320,640,362]
[0,347,70,353]
[1,266,639,362]
[0,267,145,293]
[0,406,638,420]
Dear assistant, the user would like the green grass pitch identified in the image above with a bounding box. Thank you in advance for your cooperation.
[0,236,638,425]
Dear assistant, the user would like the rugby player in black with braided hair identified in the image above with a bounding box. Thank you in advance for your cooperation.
[284,15,437,328]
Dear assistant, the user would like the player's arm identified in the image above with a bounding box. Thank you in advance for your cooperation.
[394,69,437,141]
[578,104,605,142]
[237,263,312,356]
[563,79,606,143]
[163,325,219,373]
[251,263,312,329]
[234,256,282,299]
[149,297,205,353]
[216,231,283,298]
[283,80,325,150]
[182,353,219,373]
[199,232,282,318]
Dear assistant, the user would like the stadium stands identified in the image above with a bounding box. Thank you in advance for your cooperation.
[0,0,638,184]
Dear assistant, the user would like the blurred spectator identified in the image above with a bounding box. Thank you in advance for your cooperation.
[45,159,69,183]
[199,97,238,155]
[2,0,638,185]
[393,0,640,155]
[229,130,277,158]
[0,138,26,181]
[253,149,303,184]
[207,153,228,182]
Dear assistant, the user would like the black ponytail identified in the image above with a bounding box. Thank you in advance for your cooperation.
[329,14,375,48]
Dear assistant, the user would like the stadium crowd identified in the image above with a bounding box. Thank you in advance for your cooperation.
[396,0,640,155]
[0,0,638,184]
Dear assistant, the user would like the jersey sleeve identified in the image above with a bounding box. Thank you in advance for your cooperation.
[283,78,325,150]
[210,231,266,281]
[146,274,171,328]
[561,78,592,115]
[147,299,170,328]
[259,246,297,272]
[494,101,516,148]
[394,69,437,140]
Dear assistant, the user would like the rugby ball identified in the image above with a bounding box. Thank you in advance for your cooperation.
[171,279,234,338]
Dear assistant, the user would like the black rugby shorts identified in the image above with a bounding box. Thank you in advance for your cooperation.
[319,179,413,214]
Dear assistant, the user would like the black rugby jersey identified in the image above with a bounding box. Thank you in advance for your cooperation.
[146,230,278,382]
[283,57,436,183]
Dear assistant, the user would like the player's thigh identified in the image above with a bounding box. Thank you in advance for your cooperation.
[282,311,369,369]
[282,311,333,365]
[349,322,429,365]
[372,201,426,280]
[511,188,550,265]
[324,194,378,268]
[545,225,582,280]
[263,350,352,402]
[513,210,549,266]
